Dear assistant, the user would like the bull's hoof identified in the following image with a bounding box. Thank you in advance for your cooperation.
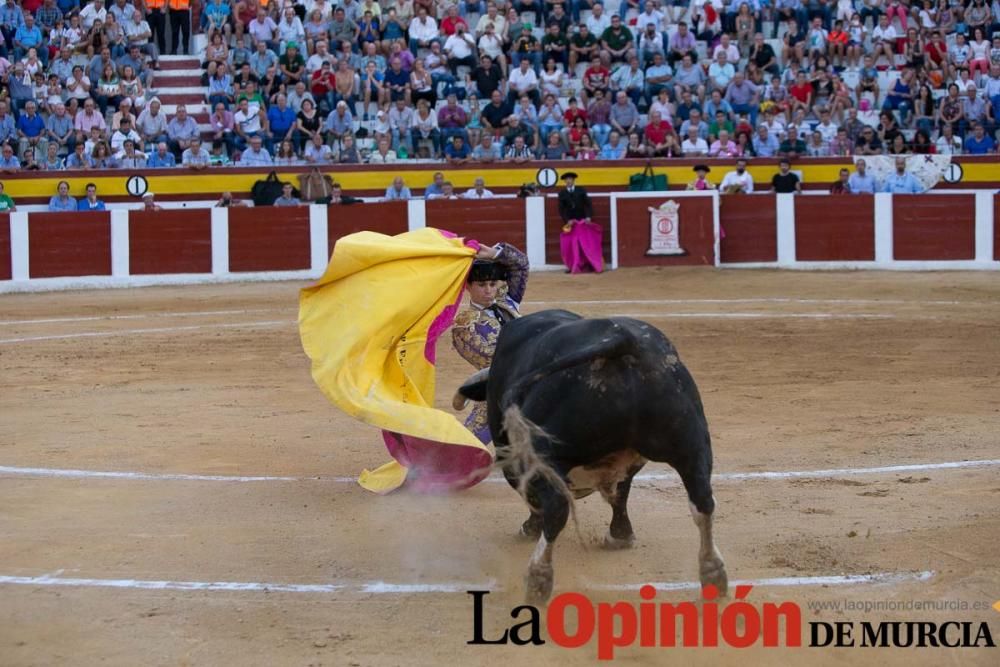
[525,564,554,605]
[519,516,542,540]
[602,531,636,550]
[700,557,729,597]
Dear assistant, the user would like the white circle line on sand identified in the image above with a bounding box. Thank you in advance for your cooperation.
[0,309,288,327]
[0,570,935,596]
[0,311,927,345]
[1,459,997,485]
[1,297,987,328]
[0,320,291,344]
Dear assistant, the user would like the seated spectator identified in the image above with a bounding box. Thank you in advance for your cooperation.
[0,182,16,211]
[238,135,273,166]
[384,176,412,200]
[444,135,472,163]
[463,177,494,199]
[78,183,106,210]
[709,129,739,158]
[779,125,807,158]
[147,142,176,168]
[599,130,626,159]
[117,139,147,168]
[964,123,997,154]
[720,159,754,193]
[273,182,301,206]
[473,133,502,161]
[41,143,64,171]
[48,180,77,211]
[539,130,568,159]
[771,158,802,193]
[829,168,852,194]
[504,134,532,162]
[881,157,925,193]
[182,139,211,169]
[368,137,398,163]
[0,144,22,172]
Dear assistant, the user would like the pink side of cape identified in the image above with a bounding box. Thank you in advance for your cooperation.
[560,220,605,274]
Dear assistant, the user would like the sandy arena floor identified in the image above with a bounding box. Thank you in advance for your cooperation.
[1,268,999,666]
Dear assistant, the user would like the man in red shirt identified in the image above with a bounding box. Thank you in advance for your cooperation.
[581,55,609,105]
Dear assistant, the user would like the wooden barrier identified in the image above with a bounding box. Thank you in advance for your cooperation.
[29,212,111,279]
[2,192,998,293]
[130,209,212,275]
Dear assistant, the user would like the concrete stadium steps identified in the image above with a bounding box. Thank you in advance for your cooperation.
[158,55,202,70]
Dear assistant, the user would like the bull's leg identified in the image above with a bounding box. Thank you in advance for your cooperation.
[599,463,644,550]
[502,466,543,539]
[678,461,728,596]
[525,481,570,605]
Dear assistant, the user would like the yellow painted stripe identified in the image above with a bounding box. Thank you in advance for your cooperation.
[3,161,997,198]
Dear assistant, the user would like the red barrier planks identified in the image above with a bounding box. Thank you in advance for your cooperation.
[129,209,212,275]
[229,206,311,272]
[795,195,875,261]
[893,194,975,260]
[614,196,716,266]
[327,201,410,256]
[719,195,777,263]
[425,198,526,249]
[29,212,111,278]
[0,214,10,280]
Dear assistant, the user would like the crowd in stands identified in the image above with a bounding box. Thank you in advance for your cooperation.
[0,0,996,172]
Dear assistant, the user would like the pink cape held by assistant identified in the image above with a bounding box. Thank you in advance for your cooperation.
[560,219,605,274]
[298,227,494,494]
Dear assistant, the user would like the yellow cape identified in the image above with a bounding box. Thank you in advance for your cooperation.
[299,227,494,493]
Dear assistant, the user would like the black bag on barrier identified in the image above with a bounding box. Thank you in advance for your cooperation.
[251,171,285,206]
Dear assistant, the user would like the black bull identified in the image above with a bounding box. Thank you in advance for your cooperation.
[455,309,728,603]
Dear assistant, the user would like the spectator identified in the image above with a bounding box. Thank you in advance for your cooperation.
[881,157,925,193]
[963,122,997,154]
[41,143,64,171]
[752,124,779,156]
[117,139,147,168]
[17,100,46,160]
[48,180,77,211]
[609,90,639,138]
[463,177,494,199]
[147,141,176,168]
[779,124,807,157]
[771,158,802,193]
[384,176,412,200]
[181,138,211,169]
[78,183,106,210]
[0,181,16,212]
[720,158,754,193]
[166,105,199,158]
[238,135,273,166]
[848,159,877,193]
[0,143,21,172]
[273,182,301,206]
[141,192,162,211]
[473,133,502,161]
[830,168,852,194]
[444,134,472,163]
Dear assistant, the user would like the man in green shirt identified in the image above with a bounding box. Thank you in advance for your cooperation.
[708,111,734,142]
[601,15,634,63]
[541,24,569,69]
[0,182,16,212]
[569,25,598,74]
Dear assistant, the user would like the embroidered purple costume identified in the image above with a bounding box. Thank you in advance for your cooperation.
[451,243,529,444]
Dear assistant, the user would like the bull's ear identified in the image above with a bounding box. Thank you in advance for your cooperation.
[455,368,490,406]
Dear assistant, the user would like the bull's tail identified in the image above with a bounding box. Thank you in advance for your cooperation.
[500,321,636,412]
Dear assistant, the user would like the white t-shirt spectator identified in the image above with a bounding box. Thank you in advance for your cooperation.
[681,136,709,155]
[408,16,439,42]
[444,33,475,59]
[871,24,897,44]
[508,66,538,94]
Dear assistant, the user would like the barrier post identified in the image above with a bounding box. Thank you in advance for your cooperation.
[407,199,426,231]
[524,195,546,268]
[9,212,29,280]
[309,204,329,273]
[775,193,796,266]
[874,193,894,264]
[110,209,130,277]
[974,191,994,263]
[210,206,229,275]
